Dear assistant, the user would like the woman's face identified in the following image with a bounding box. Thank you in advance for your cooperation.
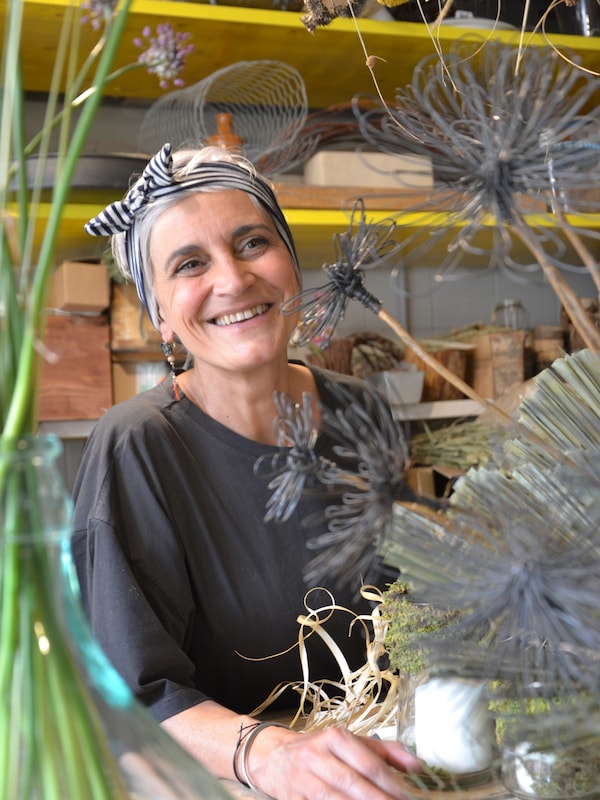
[150,189,300,375]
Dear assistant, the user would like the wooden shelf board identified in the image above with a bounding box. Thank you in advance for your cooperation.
[11,198,600,268]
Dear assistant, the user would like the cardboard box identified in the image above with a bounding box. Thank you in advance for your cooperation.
[303,150,434,190]
[48,259,110,313]
[469,330,527,399]
[111,361,169,405]
[38,313,112,420]
[405,466,436,497]
[406,464,465,498]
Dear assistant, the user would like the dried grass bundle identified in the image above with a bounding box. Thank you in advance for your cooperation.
[250,587,400,737]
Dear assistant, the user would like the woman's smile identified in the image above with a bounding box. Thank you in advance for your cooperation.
[211,303,272,327]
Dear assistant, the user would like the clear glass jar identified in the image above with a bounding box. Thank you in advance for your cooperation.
[502,739,600,800]
[492,299,529,330]
[0,435,232,800]
[397,672,494,789]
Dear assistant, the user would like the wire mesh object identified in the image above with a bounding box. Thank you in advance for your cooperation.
[355,40,600,285]
[138,60,308,167]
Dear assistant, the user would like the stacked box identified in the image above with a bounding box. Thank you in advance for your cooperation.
[48,260,110,313]
[38,313,111,420]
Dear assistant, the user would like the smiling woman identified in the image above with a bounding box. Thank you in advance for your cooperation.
[72,142,426,800]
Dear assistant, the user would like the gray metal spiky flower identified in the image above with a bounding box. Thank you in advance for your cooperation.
[355,40,600,341]
[280,200,398,349]
[382,348,600,739]
[303,381,419,587]
[253,392,332,523]
[255,380,424,588]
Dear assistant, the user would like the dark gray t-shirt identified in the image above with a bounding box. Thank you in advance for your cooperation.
[71,366,393,722]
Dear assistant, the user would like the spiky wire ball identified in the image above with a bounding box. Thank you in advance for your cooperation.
[280,200,399,348]
[355,40,600,285]
[302,381,423,587]
[384,483,600,713]
[380,344,600,739]
[254,392,333,523]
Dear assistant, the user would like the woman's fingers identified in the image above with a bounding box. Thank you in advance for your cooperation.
[257,727,421,800]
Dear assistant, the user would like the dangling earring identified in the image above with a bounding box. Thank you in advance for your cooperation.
[161,340,181,400]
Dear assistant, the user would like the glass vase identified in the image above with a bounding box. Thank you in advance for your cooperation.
[397,672,494,790]
[0,434,233,800]
[501,734,600,799]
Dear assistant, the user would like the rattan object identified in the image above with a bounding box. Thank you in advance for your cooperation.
[138,60,308,166]
[306,332,404,377]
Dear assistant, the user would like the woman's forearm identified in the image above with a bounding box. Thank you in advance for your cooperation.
[160,699,294,782]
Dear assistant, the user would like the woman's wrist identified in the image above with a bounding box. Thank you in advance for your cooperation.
[234,721,291,793]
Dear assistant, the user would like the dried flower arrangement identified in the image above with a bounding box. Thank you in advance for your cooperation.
[251,4,600,789]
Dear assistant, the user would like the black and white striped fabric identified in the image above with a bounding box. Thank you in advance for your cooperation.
[85,143,300,326]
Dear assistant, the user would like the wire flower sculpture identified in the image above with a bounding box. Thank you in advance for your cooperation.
[381,347,600,746]
[303,381,419,587]
[254,380,427,587]
[281,199,515,425]
[253,392,333,523]
[383,490,600,726]
[355,40,600,354]
[281,200,398,349]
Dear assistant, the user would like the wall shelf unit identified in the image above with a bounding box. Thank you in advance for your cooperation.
[6,0,600,263]
[16,199,600,270]
[8,0,600,265]
[10,0,600,107]
[10,1,599,433]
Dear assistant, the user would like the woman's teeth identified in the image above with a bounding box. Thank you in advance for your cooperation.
[213,304,270,326]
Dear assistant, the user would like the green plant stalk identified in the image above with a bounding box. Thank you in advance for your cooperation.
[0,1,138,796]
[2,0,132,443]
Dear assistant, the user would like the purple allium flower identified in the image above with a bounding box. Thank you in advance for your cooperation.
[134,22,194,90]
[80,0,117,30]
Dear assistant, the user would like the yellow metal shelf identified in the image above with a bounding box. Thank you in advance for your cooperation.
[16,201,600,269]
[7,0,600,262]
[6,0,600,106]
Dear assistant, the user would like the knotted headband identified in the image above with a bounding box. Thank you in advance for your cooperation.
[85,143,300,326]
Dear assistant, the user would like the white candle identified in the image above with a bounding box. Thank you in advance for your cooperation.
[414,678,493,774]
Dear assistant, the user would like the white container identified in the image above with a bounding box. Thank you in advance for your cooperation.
[303,150,434,190]
[370,366,425,405]
[414,678,493,775]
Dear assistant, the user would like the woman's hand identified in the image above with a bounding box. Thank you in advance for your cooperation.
[249,725,422,800]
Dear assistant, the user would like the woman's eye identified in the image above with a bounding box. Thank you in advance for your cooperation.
[243,235,269,253]
[175,258,205,274]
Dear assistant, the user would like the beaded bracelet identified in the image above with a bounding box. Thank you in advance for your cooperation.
[239,721,290,793]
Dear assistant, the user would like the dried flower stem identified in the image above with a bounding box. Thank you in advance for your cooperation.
[511,209,600,353]
[551,203,600,296]
[376,308,512,424]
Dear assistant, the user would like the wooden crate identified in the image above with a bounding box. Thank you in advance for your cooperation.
[469,330,527,400]
[38,313,112,421]
[403,346,468,402]
[109,281,162,355]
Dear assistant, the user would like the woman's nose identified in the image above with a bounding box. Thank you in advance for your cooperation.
[211,254,255,294]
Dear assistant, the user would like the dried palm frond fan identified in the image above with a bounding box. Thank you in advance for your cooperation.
[137,60,308,167]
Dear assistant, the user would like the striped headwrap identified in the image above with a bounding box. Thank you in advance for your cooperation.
[85,143,300,326]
